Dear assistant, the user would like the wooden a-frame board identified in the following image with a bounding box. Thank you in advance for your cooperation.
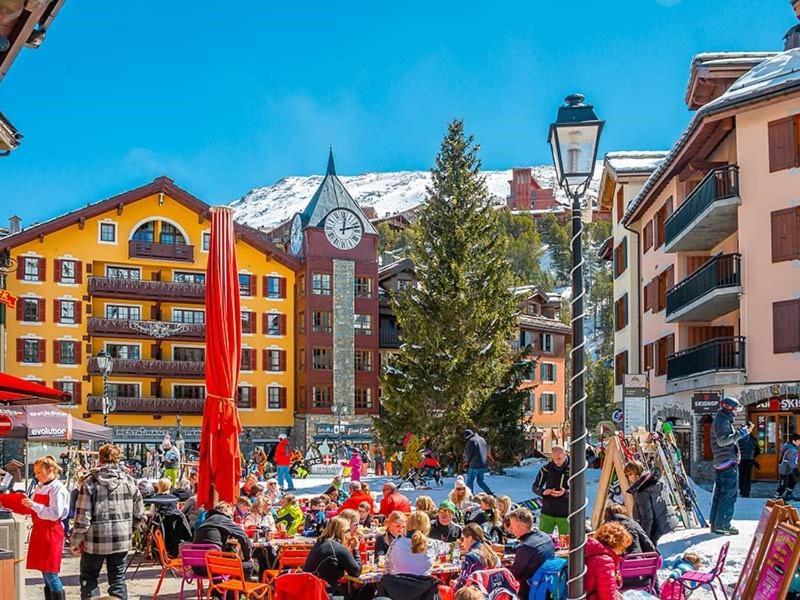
[590,436,634,529]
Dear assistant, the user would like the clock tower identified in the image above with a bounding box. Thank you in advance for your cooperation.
[289,150,380,454]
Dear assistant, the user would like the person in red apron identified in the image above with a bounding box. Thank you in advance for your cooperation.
[21,455,69,600]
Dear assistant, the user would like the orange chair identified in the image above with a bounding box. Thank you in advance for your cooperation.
[277,544,311,570]
[152,529,184,599]
[204,550,271,600]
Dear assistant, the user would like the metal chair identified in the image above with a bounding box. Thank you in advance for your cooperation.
[178,542,218,600]
[679,541,730,600]
[204,550,272,599]
[152,528,183,599]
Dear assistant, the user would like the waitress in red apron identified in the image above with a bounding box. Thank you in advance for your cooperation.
[22,455,69,600]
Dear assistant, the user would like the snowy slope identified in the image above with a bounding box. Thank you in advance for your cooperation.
[230,164,601,230]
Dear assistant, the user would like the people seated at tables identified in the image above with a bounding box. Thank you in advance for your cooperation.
[504,507,555,600]
[303,516,362,595]
[248,483,265,502]
[603,503,656,555]
[429,500,462,543]
[453,523,500,589]
[234,496,251,525]
[357,501,374,528]
[275,494,304,535]
[324,475,348,503]
[147,478,179,514]
[584,521,632,600]
[466,494,499,531]
[303,496,329,537]
[336,481,375,514]
[415,495,437,519]
[265,478,282,502]
[497,495,515,522]
[378,481,410,516]
[385,511,437,576]
[173,478,193,502]
[244,495,276,532]
[448,476,473,514]
[241,474,258,497]
[193,501,254,574]
[339,509,360,536]
[376,511,407,557]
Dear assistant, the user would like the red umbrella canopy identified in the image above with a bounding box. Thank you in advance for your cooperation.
[0,373,69,405]
[197,207,243,508]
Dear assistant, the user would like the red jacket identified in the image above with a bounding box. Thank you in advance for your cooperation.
[336,491,375,515]
[274,439,292,467]
[378,490,411,516]
[584,538,622,600]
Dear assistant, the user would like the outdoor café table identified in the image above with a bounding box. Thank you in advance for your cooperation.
[354,561,463,586]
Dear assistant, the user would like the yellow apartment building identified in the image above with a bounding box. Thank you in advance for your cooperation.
[0,177,299,461]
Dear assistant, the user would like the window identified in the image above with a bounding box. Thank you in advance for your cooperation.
[106,344,140,360]
[58,260,77,284]
[396,279,412,291]
[174,385,206,399]
[355,350,372,372]
[643,220,654,252]
[615,351,628,386]
[241,311,255,334]
[57,341,77,365]
[21,339,43,363]
[264,313,285,335]
[174,347,205,362]
[237,386,255,409]
[132,221,155,242]
[22,257,41,282]
[160,222,185,245]
[22,298,41,322]
[267,386,287,409]
[54,381,79,405]
[312,273,332,295]
[355,388,373,409]
[312,311,333,333]
[173,309,204,324]
[312,348,333,370]
[540,392,556,413]
[239,274,254,296]
[202,232,211,252]
[241,348,255,370]
[614,294,628,331]
[519,330,535,350]
[539,333,554,353]
[174,271,206,284]
[59,300,77,324]
[524,302,540,316]
[540,363,557,382]
[354,314,372,335]
[105,305,141,320]
[107,383,139,397]
[265,349,285,372]
[771,207,800,263]
[655,334,675,377]
[525,391,535,413]
[312,386,331,408]
[768,114,800,172]
[774,299,800,353]
[613,238,627,278]
[99,222,117,243]
[106,266,140,279]
[265,276,285,299]
[355,277,372,298]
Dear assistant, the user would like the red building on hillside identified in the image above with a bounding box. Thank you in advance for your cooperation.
[506,168,561,213]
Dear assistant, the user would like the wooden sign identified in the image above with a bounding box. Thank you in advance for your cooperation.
[590,436,634,529]
[753,521,800,600]
[733,499,787,599]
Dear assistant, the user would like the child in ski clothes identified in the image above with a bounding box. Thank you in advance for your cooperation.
[662,552,702,579]
[303,496,329,537]
[777,434,800,499]
[584,522,632,600]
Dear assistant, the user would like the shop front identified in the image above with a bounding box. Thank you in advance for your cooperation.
[743,383,800,481]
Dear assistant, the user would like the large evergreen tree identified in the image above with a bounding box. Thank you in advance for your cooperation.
[376,120,518,461]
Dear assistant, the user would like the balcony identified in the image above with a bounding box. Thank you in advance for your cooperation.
[87,317,205,341]
[666,254,742,322]
[88,276,205,303]
[88,357,205,378]
[379,329,401,349]
[128,240,194,262]
[87,396,204,415]
[666,336,746,393]
[664,165,740,252]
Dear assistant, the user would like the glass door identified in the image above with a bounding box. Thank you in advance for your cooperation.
[754,414,779,480]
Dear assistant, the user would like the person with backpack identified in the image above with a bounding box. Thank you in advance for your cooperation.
[505,507,555,600]
[777,433,800,500]
[453,523,500,589]
[532,445,570,534]
[584,521,632,600]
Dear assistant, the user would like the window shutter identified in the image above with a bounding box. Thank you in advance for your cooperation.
[769,117,797,172]
[262,313,268,334]
[38,298,45,322]
[38,340,45,363]
[262,349,269,371]
[250,275,257,296]
[75,262,83,284]
[621,237,627,271]
[774,300,800,353]
[16,339,23,362]
[74,382,82,405]
[279,277,287,299]
[151,344,160,360]
[53,299,61,323]
[279,350,287,371]
[644,220,654,251]
[39,258,46,281]
[666,197,674,218]
[250,386,257,405]
[75,342,82,365]
[667,334,675,357]
[262,276,269,297]
[16,260,24,280]
[279,314,287,335]
[151,382,160,397]
[54,259,62,283]
[552,364,557,381]
[279,387,287,409]
[771,207,799,262]
[249,311,256,334]
[75,301,82,324]
[53,340,61,364]
[16,300,23,321]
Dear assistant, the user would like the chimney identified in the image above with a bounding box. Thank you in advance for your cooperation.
[8,215,21,234]
[786,1,800,50]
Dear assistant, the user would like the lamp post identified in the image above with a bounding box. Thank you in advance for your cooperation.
[548,93,604,600]
[331,403,347,445]
[95,350,114,428]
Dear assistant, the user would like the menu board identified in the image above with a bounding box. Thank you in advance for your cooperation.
[734,501,784,599]
[753,523,800,600]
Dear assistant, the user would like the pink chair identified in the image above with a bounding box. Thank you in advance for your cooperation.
[178,542,219,600]
[620,552,662,594]
[679,541,730,600]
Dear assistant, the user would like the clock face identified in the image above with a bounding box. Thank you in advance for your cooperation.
[324,208,364,250]
[289,214,304,256]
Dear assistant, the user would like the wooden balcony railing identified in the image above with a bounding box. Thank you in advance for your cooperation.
[88,276,205,303]
[87,396,204,415]
[128,240,194,262]
[87,317,205,340]
[88,357,204,378]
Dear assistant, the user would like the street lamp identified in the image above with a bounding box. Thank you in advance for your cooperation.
[548,92,604,600]
[95,350,114,428]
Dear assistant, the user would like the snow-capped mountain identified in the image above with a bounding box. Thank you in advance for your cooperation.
[231,164,601,230]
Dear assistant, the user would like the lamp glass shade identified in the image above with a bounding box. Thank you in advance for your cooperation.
[550,122,602,187]
[95,351,113,374]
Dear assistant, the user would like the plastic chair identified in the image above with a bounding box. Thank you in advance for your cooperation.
[273,572,329,600]
[620,551,662,594]
[153,528,183,599]
[178,542,218,600]
[204,550,272,599]
[277,544,312,570]
[679,541,730,600]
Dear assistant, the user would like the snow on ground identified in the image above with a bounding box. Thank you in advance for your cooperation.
[289,462,759,597]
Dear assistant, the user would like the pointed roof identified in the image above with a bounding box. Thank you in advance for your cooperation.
[299,150,378,235]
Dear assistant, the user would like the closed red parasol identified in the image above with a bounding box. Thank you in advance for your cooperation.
[197,207,242,508]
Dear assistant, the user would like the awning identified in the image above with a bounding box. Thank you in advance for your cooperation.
[0,373,69,405]
[0,405,113,442]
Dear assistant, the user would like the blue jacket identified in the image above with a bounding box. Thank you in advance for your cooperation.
[779,443,799,476]
[507,530,555,600]
[710,409,747,468]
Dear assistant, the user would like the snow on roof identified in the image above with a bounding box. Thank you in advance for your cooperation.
[605,151,669,176]
[684,51,777,103]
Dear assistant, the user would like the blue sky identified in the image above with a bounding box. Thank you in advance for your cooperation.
[0,0,792,223]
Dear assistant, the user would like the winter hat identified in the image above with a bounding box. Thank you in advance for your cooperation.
[720,396,742,410]
[454,476,466,489]
[438,500,457,513]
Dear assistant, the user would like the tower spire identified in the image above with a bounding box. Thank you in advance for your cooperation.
[326,146,336,176]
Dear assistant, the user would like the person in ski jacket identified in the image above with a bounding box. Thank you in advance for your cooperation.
[348,450,363,483]
[464,428,494,495]
[275,494,304,536]
[623,461,672,546]
[430,500,462,542]
[602,503,656,555]
[453,522,500,589]
[336,481,375,515]
[709,396,751,534]
[505,507,555,600]
[532,445,570,534]
[379,481,411,516]
[777,433,800,500]
[273,434,295,491]
[584,522,631,600]
[738,430,760,498]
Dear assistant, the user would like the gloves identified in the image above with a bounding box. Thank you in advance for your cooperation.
[738,427,749,439]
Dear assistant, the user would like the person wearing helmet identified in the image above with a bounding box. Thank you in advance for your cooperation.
[709,396,752,535]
